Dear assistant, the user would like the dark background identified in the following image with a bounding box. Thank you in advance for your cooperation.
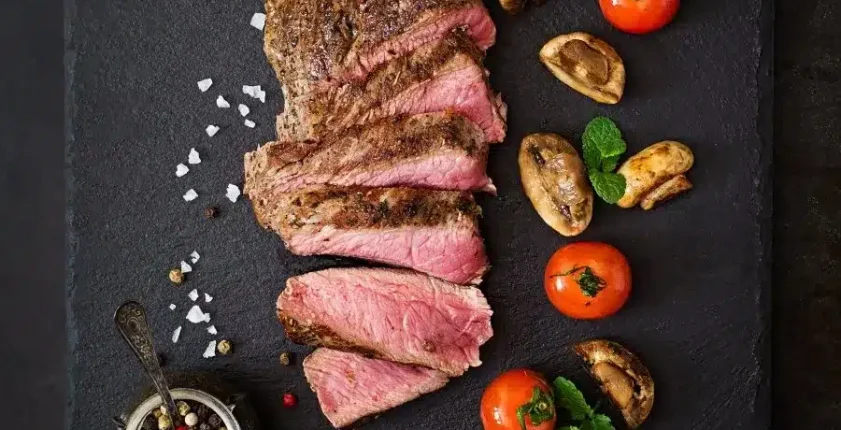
[0,0,837,428]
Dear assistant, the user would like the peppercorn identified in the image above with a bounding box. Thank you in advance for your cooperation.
[176,401,190,417]
[184,412,199,426]
[175,426,188,430]
[153,408,163,419]
[279,351,292,366]
[157,413,172,430]
[204,206,219,219]
[216,339,232,355]
[194,404,210,420]
[198,423,211,430]
[169,268,184,285]
[282,393,297,408]
[207,414,222,427]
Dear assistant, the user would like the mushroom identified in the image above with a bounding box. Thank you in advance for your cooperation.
[616,141,694,209]
[539,32,625,104]
[519,133,593,236]
[574,339,654,429]
[499,0,525,14]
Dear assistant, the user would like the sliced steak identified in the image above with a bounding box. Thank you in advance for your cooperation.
[303,348,450,428]
[275,32,507,144]
[264,0,495,90]
[244,113,495,196]
[251,186,488,284]
[278,267,494,376]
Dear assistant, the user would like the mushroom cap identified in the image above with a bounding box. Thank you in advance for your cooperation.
[539,32,625,104]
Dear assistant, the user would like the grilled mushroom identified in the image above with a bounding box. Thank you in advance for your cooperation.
[539,32,625,104]
[499,0,525,14]
[519,133,593,236]
[574,339,654,429]
[617,141,694,209]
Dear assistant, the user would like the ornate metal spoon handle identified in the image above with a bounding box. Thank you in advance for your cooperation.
[114,301,181,425]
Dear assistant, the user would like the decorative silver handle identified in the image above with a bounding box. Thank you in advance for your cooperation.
[114,301,181,425]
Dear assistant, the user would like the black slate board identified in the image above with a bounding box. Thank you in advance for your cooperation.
[66,0,772,429]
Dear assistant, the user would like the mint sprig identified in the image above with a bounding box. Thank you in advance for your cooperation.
[581,117,628,204]
[553,377,615,430]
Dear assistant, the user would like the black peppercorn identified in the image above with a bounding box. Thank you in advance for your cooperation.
[198,423,211,430]
[207,414,222,427]
[204,206,219,219]
[195,403,210,420]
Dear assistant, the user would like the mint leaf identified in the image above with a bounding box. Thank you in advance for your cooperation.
[600,155,620,172]
[582,140,602,173]
[553,377,593,421]
[589,172,626,204]
[582,117,625,158]
[580,414,614,430]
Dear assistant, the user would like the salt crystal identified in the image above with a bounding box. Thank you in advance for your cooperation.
[226,184,241,203]
[186,305,211,324]
[204,293,213,303]
[188,288,199,301]
[169,303,176,311]
[176,163,189,177]
[242,85,259,97]
[216,95,230,108]
[190,250,200,263]
[205,125,220,137]
[172,326,182,343]
[250,13,266,31]
[238,104,250,117]
[203,340,217,358]
[197,78,213,92]
[207,325,218,335]
[183,189,198,202]
[180,261,193,273]
[244,119,256,128]
[257,89,266,103]
[188,148,201,165]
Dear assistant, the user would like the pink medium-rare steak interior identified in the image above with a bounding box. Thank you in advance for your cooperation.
[278,268,494,376]
[263,0,495,90]
[274,32,507,144]
[251,186,489,285]
[303,348,450,428]
[243,113,495,195]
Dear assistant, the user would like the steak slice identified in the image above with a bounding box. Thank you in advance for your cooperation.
[244,113,495,196]
[303,348,450,428]
[276,32,507,144]
[264,0,495,90]
[251,186,488,284]
[278,267,494,376]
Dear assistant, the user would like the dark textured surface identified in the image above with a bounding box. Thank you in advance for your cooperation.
[64,1,772,430]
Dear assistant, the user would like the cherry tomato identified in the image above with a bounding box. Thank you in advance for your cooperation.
[544,242,631,319]
[481,369,556,430]
[599,0,680,35]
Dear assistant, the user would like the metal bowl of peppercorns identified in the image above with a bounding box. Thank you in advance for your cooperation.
[121,388,241,430]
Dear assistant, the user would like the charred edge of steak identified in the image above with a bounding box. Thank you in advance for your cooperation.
[278,311,382,359]
[282,187,481,230]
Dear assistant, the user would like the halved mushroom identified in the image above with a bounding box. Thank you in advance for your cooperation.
[519,133,593,236]
[499,0,525,14]
[617,141,694,209]
[574,339,654,429]
[539,32,625,104]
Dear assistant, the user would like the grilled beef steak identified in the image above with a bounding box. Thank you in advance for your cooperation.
[275,32,507,144]
[278,268,494,375]
[264,0,495,91]
[303,348,450,428]
[244,113,495,196]
[251,186,489,284]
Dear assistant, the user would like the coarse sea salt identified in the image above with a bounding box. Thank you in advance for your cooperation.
[207,325,218,335]
[242,85,266,102]
[186,305,211,324]
[188,288,199,301]
[197,78,213,92]
[181,261,193,273]
[206,125,220,137]
[204,293,213,303]
[190,250,200,263]
[216,95,230,108]
[238,104,250,117]
[203,340,217,358]
[226,184,241,203]
[188,148,201,165]
[183,189,198,202]
[176,163,189,177]
[244,119,256,128]
[250,13,266,31]
[172,326,182,343]
[169,303,176,311]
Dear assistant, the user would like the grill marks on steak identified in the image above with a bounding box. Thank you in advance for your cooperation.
[263,0,495,89]
[275,32,507,143]
[303,348,450,428]
[252,186,489,285]
[277,268,494,376]
[244,113,495,195]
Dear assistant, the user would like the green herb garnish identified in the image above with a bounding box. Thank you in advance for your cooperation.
[581,117,628,204]
[515,387,555,430]
[556,266,607,297]
[553,377,615,430]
